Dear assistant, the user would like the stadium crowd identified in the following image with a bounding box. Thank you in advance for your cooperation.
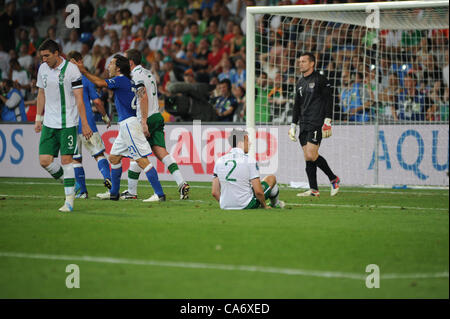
[0,0,448,124]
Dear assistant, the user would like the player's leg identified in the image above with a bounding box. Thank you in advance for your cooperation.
[108,154,123,200]
[73,158,88,198]
[147,113,190,199]
[297,129,321,197]
[87,132,112,190]
[73,136,87,198]
[136,157,165,202]
[261,175,285,208]
[153,145,190,199]
[59,126,78,212]
[314,154,340,196]
[39,125,63,182]
[121,159,141,199]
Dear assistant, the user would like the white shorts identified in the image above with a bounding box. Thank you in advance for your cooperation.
[110,116,152,160]
[73,131,105,159]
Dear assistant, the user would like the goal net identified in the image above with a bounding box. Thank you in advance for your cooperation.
[246,1,449,187]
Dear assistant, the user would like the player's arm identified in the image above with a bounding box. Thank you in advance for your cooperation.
[136,82,150,137]
[321,76,333,138]
[35,88,45,133]
[211,176,220,202]
[70,58,108,88]
[73,87,93,139]
[251,178,270,209]
[289,84,302,142]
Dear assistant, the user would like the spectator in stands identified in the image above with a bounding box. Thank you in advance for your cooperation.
[419,53,443,91]
[0,79,27,122]
[90,45,103,74]
[9,58,30,97]
[218,57,237,82]
[443,49,449,88]
[341,72,371,122]
[379,72,400,122]
[213,78,237,122]
[0,0,18,52]
[29,26,44,54]
[148,24,165,52]
[183,22,203,47]
[81,43,94,72]
[208,37,228,74]
[192,38,210,72]
[232,84,245,122]
[18,44,33,71]
[160,56,184,96]
[255,71,270,123]
[16,28,35,55]
[396,72,427,121]
[128,0,145,17]
[119,26,133,52]
[64,30,83,55]
[232,56,246,88]
[229,24,245,59]
[93,25,112,48]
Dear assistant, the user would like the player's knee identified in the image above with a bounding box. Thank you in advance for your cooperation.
[263,175,276,187]
[39,158,52,168]
[109,155,121,165]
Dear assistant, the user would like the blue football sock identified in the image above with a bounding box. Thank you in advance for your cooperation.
[145,166,164,197]
[97,157,111,180]
[110,165,122,196]
[74,165,87,194]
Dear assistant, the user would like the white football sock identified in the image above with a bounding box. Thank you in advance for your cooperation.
[128,161,141,195]
[62,163,75,196]
[162,155,184,187]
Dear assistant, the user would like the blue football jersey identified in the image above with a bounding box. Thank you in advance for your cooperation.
[105,75,137,122]
[78,75,100,134]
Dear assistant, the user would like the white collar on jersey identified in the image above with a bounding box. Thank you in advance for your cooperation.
[230,147,245,154]
[55,58,66,70]
[131,64,142,72]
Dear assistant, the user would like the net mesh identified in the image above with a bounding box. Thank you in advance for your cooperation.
[250,3,449,186]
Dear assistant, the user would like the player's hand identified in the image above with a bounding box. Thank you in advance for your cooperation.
[322,118,332,138]
[34,115,43,133]
[141,121,150,137]
[288,123,297,142]
[102,114,111,128]
[82,124,93,140]
[70,58,86,74]
[34,121,42,133]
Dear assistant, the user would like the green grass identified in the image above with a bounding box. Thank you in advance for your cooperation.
[0,177,448,298]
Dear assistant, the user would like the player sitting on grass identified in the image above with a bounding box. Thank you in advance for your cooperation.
[67,51,112,199]
[71,55,165,201]
[211,129,285,210]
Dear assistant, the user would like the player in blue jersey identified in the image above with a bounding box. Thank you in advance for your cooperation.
[71,54,165,201]
[67,51,112,199]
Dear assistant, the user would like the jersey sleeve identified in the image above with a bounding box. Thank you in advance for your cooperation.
[68,63,83,90]
[320,75,333,119]
[105,76,121,89]
[36,65,44,89]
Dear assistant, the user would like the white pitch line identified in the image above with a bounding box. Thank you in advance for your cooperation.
[0,252,448,281]
[0,194,447,211]
[0,181,448,196]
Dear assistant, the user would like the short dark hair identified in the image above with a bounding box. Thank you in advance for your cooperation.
[114,54,131,79]
[125,48,141,66]
[228,129,248,148]
[219,78,231,91]
[67,51,82,62]
[301,52,316,67]
[39,39,60,54]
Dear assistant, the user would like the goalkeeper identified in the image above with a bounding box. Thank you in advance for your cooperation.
[288,52,340,197]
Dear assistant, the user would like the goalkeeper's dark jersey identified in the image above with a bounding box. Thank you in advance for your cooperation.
[292,70,333,131]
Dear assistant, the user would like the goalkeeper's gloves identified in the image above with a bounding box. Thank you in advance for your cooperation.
[102,114,111,128]
[288,123,297,142]
[322,118,332,138]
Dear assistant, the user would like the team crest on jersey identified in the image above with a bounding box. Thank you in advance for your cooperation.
[309,82,315,89]
[58,73,64,85]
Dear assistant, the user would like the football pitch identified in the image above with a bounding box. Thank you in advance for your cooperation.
[0,177,448,299]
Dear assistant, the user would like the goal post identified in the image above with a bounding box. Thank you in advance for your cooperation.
[245,1,449,187]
